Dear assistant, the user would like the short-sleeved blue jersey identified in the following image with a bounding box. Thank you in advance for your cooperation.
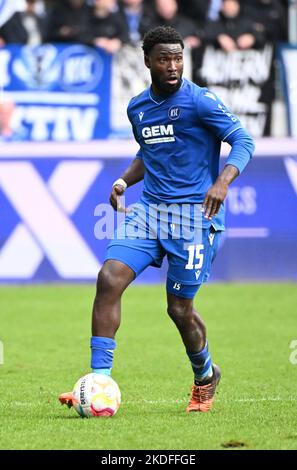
[127,78,250,230]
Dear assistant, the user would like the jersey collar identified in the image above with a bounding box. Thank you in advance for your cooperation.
[149,79,185,105]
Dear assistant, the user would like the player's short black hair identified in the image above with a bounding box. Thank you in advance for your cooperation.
[142,26,184,56]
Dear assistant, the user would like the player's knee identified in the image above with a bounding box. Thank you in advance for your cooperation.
[96,266,121,295]
[167,303,192,325]
[168,304,206,336]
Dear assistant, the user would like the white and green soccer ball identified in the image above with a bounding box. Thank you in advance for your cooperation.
[72,373,121,418]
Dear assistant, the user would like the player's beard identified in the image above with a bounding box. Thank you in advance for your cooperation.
[151,71,183,95]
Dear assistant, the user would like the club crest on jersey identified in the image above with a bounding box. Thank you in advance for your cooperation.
[168,106,180,120]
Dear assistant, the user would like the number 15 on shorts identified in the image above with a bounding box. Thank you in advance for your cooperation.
[185,244,204,270]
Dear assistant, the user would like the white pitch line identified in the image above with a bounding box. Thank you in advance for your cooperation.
[3,397,296,408]
[123,396,297,405]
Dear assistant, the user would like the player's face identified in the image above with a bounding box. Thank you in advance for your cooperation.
[145,43,183,95]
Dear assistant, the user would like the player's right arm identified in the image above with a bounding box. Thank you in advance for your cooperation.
[110,98,145,212]
[109,157,145,212]
[119,156,145,188]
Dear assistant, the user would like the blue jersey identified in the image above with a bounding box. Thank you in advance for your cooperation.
[127,78,253,230]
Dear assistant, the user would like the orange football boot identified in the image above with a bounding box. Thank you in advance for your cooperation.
[186,364,221,413]
[58,392,75,408]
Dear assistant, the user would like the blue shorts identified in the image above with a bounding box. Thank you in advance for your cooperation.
[105,200,222,299]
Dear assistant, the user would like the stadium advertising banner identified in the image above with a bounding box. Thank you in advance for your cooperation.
[0,44,112,141]
[0,44,192,141]
[194,45,275,137]
[278,45,297,137]
[0,44,275,140]
[0,141,296,283]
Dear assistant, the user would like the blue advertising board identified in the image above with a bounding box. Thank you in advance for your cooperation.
[0,44,111,141]
[0,141,296,283]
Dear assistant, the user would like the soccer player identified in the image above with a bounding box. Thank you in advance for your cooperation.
[59,26,254,413]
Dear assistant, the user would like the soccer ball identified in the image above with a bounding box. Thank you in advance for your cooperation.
[72,373,121,418]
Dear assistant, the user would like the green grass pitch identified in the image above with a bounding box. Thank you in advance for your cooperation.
[0,283,296,450]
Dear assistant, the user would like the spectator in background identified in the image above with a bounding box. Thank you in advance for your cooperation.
[119,0,153,44]
[241,0,287,42]
[46,0,92,43]
[178,0,210,26]
[207,0,223,21]
[152,0,202,49]
[91,0,129,53]
[0,0,47,45]
[208,0,267,51]
[0,0,25,28]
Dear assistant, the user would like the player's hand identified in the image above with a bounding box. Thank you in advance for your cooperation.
[109,185,129,213]
[202,180,228,220]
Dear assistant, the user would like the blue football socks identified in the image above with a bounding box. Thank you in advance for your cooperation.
[90,336,116,376]
[186,341,213,384]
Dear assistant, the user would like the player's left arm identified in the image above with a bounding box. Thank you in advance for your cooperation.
[197,90,255,220]
[202,127,255,220]
[202,164,238,220]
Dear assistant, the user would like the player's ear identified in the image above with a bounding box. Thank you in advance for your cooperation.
[144,54,150,69]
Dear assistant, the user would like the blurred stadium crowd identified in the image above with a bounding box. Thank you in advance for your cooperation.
[0,0,292,138]
[0,0,289,52]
